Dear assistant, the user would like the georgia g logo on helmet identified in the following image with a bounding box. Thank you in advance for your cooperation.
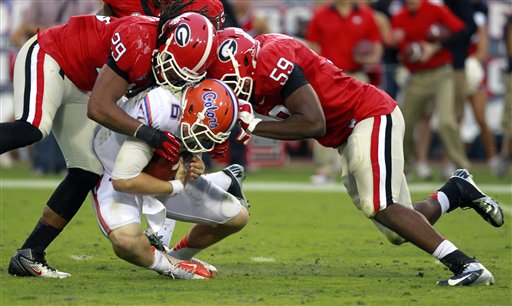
[218,39,237,63]
[175,23,191,47]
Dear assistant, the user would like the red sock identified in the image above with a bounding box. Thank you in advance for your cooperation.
[172,235,189,251]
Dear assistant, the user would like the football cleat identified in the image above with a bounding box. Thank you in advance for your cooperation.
[8,249,71,279]
[448,169,504,227]
[147,233,170,253]
[191,257,218,276]
[222,164,249,208]
[437,259,495,286]
[160,259,211,280]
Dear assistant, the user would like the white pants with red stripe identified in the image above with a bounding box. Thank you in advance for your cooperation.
[339,107,411,244]
[91,173,242,237]
[13,35,102,174]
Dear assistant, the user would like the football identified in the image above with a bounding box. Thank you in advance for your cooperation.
[352,40,374,59]
[401,42,423,63]
[426,23,451,42]
[142,153,179,181]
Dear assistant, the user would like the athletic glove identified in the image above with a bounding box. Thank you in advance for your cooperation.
[134,124,181,162]
[210,140,229,160]
[237,100,261,145]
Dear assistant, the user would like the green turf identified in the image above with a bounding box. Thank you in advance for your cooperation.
[0,164,511,305]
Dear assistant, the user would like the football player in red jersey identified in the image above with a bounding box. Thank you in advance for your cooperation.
[101,0,225,29]
[207,28,504,286]
[3,2,218,278]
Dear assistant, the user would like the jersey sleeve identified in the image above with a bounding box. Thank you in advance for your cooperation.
[111,138,153,180]
[256,39,298,96]
[106,22,154,83]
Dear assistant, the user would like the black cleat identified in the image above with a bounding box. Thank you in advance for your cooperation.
[222,164,249,208]
[448,169,504,227]
[8,249,70,278]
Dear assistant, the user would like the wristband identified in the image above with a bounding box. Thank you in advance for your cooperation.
[247,118,262,134]
[169,180,184,196]
[134,124,160,148]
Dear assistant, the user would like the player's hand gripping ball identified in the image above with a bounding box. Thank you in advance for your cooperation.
[142,151,179,180]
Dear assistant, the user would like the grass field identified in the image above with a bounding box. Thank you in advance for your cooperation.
[0,163,511,305]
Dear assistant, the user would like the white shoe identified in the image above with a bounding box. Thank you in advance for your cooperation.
[310,174,334,185]
[437,260,495,286]
[441,163,456,181]
[8,249,71,279]
[161,260,211,280]
[191,257,218,276]
[416,162,432,180]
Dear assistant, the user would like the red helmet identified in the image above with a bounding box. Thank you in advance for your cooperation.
[180,79,239,153]
[152,12,218,90]
[207,27,259,101]
[184,0,225,29]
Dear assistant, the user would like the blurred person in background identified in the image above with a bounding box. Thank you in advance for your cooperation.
[231,0,270,37]
[305,0,383,184]
[413,0,498,179]
[371,0,405,99]
[9,0,100,176]
[391,0,470,179]
[498,15,512,177]
[462,1,499,174]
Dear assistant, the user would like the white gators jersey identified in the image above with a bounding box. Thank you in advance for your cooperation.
[93,87,183,176]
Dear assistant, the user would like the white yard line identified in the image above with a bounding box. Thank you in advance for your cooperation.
[1,179,511,193]
[1,179,510,216]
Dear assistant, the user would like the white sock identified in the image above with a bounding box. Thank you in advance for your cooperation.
[156,218,176,247]
[203,171,232,191]
[432,239,458,259]
[147,249,172,273]
[437,191,450,215]
[167,247,202,260]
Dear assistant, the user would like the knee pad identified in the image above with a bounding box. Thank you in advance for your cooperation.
[371,219,407,245]
[46,168,100,221]
[360,198,377,218]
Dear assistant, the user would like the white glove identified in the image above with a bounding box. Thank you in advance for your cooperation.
[237,100,261,145]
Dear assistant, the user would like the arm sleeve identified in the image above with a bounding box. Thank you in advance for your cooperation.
[281,65,309,100]
[112,138,153,180]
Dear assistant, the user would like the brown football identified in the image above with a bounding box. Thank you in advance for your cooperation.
[426,23,452,42]
[142,153,178,181]
[352,40,375,59]
[401,42,423,63]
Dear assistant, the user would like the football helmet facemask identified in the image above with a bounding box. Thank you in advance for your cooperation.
[207,27,259,101]
[180,79,239,153]
[152,12,218,90]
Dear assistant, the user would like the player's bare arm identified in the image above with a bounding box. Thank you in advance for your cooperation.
[88,65,143,136]
[112,138,187,196]
[252,84,325,140]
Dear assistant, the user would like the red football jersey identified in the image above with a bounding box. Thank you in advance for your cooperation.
[253,34,397,148]
[37,15,158,91]
[103,0,160,17]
